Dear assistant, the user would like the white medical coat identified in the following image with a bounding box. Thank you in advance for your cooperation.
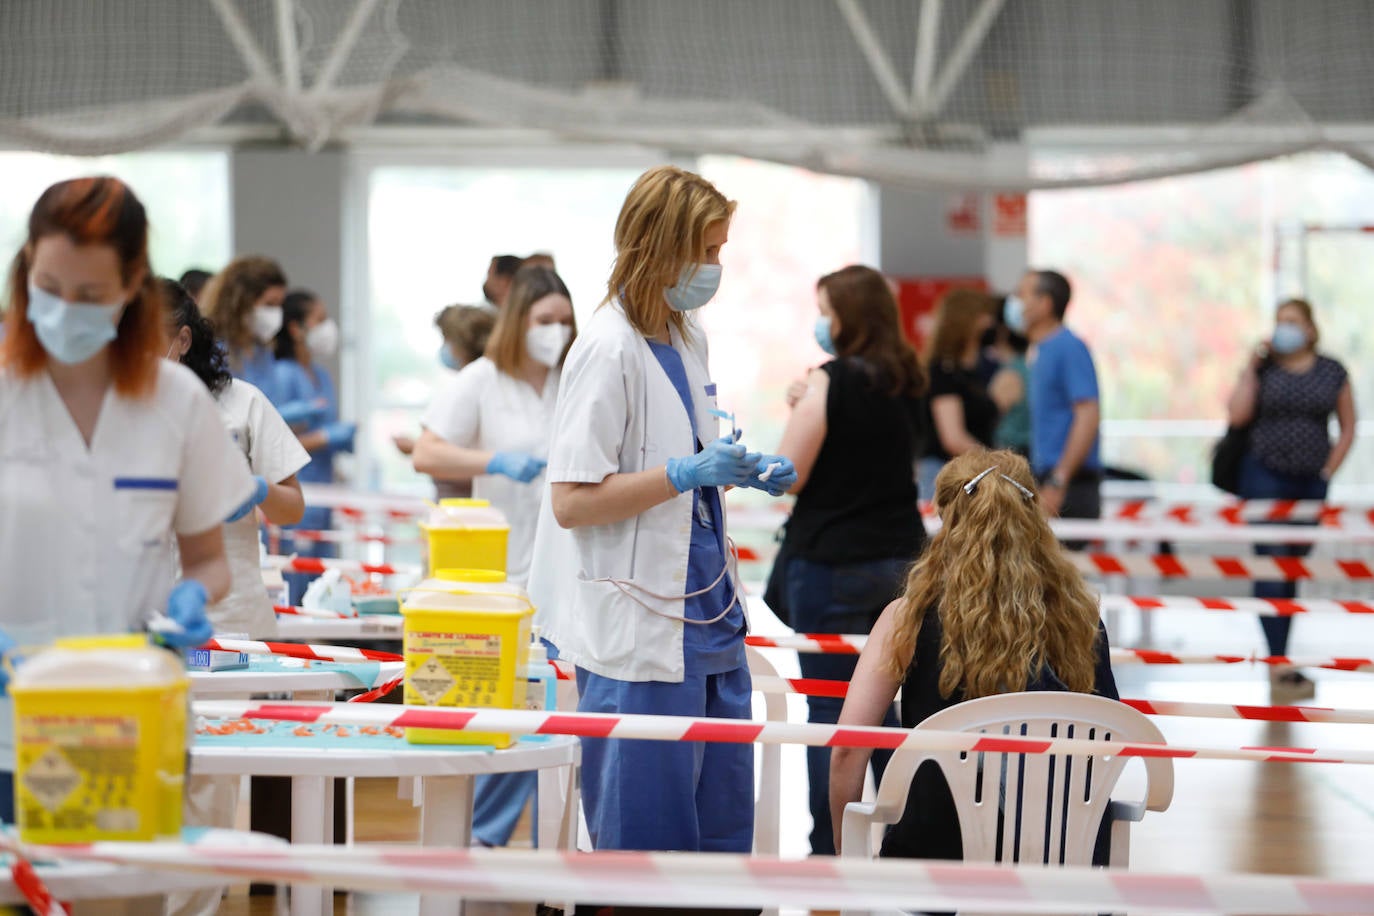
[210,379,310,636]
[527,302,744,683]
[423,357,559,586]
[0,360,254,766]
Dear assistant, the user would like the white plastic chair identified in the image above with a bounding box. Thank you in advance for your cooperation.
[841,692,1173,915]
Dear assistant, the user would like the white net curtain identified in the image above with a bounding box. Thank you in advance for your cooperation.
[3,0,1373,189]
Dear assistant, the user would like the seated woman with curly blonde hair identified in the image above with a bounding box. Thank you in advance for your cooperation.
[829,448,1119,859]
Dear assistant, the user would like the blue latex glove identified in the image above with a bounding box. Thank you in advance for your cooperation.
[324,421,357,453]
[743,455,798,497]
[163,580,213,648]
[0,628,15,696]
[278,399,328,426]
[666,437,762,492]
[225,475,269,523]
[487,452,548,483]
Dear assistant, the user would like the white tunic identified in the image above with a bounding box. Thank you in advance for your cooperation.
[422,357,559,586]
[526,303,744,682]
[209,380,310,637]
[0,360,254,766]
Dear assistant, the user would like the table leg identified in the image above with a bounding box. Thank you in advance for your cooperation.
[290,775,332,916]
[418,774,474,916]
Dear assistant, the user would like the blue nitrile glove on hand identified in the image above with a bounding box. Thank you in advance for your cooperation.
[225,475,269,523]
[487,452,548,483]
[278,399,328,426]
[163,580,213,648]
[666,437,762,493]
[0,628,16,696]
[324,421,357,452]
[746,455,798,497]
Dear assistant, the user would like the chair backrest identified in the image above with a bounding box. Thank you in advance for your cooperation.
[873,692,1173,866]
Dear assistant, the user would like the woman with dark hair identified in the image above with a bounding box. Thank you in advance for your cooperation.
[767,263,928,855]
[163,278,308,916]
[201,255,290,404]
[272,290,354,595]
[919,288,1000,498]
[0,177,253,819]
[164,278,308,636]
[1227,298,1357,699]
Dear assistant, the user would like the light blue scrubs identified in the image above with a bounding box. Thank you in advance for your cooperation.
[235,344,283,405]
[573,339,754,853]
[274,358,341,602]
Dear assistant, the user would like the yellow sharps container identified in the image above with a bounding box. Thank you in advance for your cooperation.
[418,498,510,578]
[401,569,533,747]
[10,634,189,843]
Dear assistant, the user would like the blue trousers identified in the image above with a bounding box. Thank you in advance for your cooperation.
[1237,451,1328,656]
[575,665,754,852]
[785,555,905,855]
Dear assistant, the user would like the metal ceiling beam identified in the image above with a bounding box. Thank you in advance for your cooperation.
[209,0,280,87]
[912,0,943,116]
[274,0,303,92]
[928,0,1005,117]
[834,0,912,120]
[312,0,385,95]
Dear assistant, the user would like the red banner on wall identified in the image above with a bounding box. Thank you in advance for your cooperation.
[893,276,989,352]
[992,193,1028,236]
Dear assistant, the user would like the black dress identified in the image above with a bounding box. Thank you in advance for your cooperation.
[878,611,1119,861]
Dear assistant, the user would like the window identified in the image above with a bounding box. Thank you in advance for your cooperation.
[0,150,231,280]
[1030,152,1374,489]
[352,153,875,497]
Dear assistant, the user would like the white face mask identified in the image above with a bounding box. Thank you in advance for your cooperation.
[251,305,284,344]
[306,318,339,360]
[26,283,125,365]
[525,323,572,368]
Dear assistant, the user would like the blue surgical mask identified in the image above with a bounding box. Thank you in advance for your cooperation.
[664,263,722,312]
[1003,295,1027,336]
[26,283,124,365]
[814,316,837,356]
[1271,321,1307,355]
[439,345,462,371]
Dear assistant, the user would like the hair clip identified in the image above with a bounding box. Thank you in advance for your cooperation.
[963,466,1035,501]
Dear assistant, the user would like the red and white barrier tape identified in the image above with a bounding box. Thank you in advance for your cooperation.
[24,843,1374,915]
[191,699,1374,764]
[1044,519,1374,545]
[267,527,423,547]
[748,676,1374,725]
[299,485,427,519]
[272,604,356,619]
[1076,552,1374,582]
[1101,594,1374,617]
[262,555,421,578]
[746,635,1374,670]
[199,638,402,664]
[1101,498,1371,527]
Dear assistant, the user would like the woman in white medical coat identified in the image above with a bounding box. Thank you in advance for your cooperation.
[0,177,253,820]
[528,166,796,853]
[165,279,310,636]
[414,264,575,587]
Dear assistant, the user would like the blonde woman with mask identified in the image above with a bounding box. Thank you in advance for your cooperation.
[414,264,575,588]
[830,449,1119,860]
[529,166,795,854]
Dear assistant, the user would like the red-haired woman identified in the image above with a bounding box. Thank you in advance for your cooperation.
[0,177,255,819]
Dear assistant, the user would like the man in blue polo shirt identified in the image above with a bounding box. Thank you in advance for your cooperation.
[1008,269,1102,519]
